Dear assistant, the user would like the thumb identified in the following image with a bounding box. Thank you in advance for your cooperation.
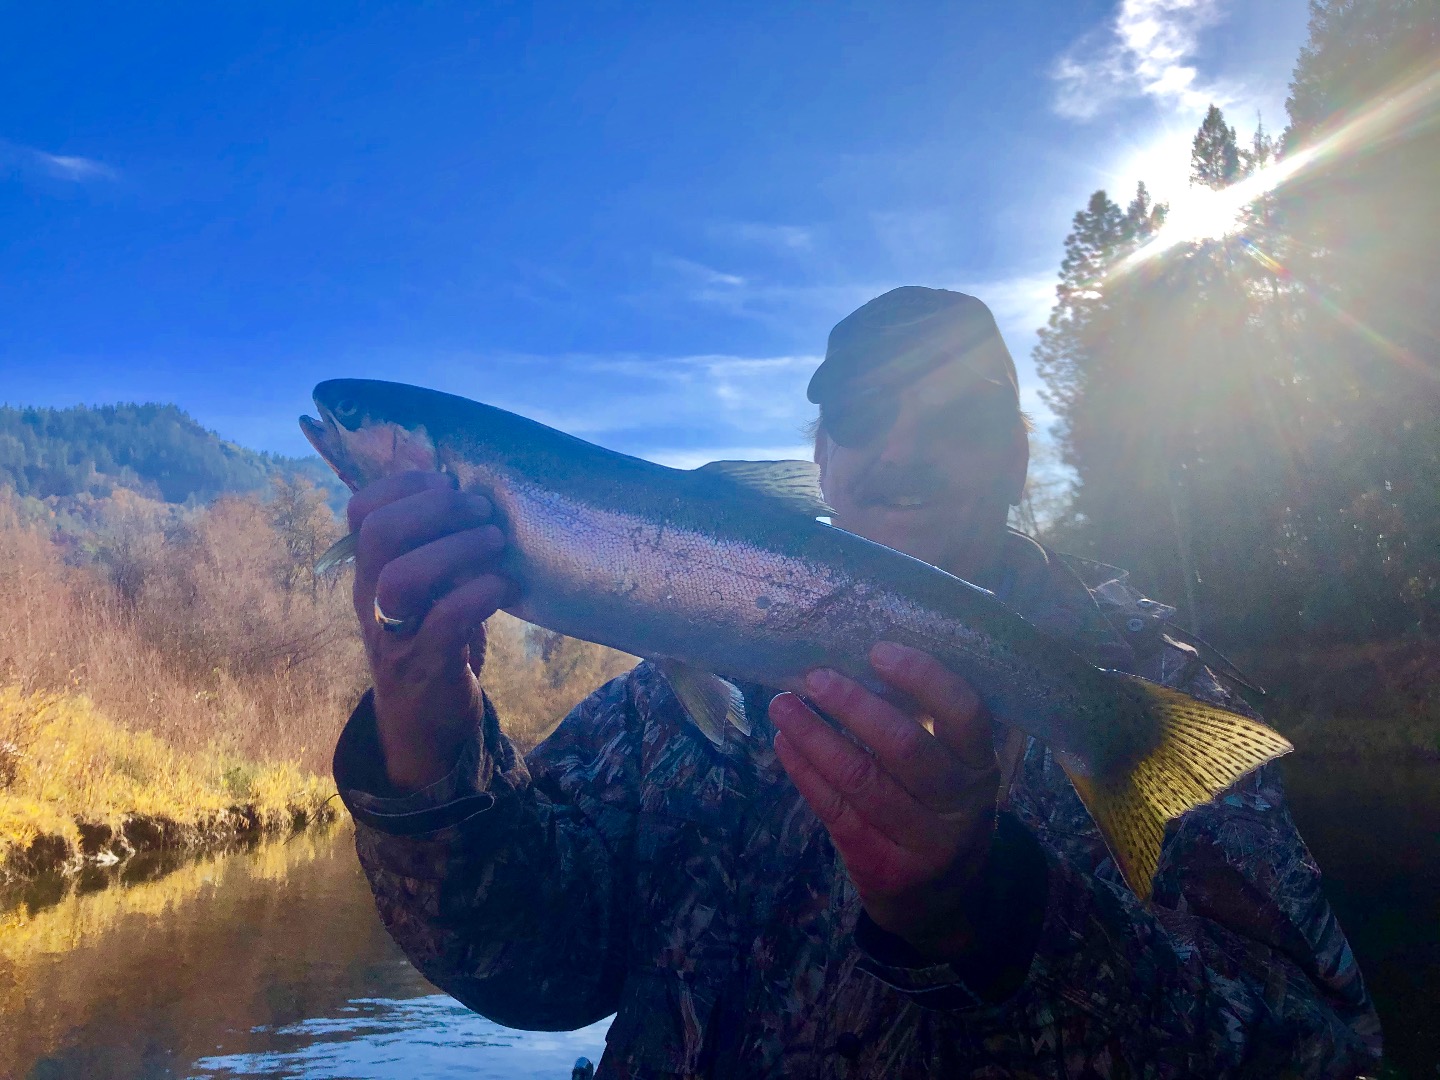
[466,621,489,676]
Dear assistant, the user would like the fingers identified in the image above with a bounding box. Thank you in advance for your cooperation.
[347,470,455,532]
[772,727,918,884]
[412,574,516,659]
[357,488,494,575]
[373,525,506,623]
[869,642,995,774]
[797,667,956,810]
[770,693,951,854]
[796,662,991,812]
[351,487,496,616]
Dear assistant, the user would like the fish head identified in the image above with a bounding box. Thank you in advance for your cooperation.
[301,379,445,492]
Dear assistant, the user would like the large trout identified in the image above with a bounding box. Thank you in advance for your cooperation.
[301,377,1290,898]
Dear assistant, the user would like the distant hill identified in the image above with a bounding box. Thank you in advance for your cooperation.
[0,403,346,507]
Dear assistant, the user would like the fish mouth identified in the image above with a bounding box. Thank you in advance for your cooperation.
[299,406,361,491]
[299,412,330,455]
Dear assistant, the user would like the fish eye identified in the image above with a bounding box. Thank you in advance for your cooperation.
[333,398,359,420]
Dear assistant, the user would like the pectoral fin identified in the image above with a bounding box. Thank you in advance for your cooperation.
[315,531,359,574]
[653,658,750,746]
[1059,676,1292,901]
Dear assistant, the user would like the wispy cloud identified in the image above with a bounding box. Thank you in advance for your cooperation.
[644,443,816,470]
[707,221,814,253]
[570,354,820,469]
[1051,0,1231,120]
[412,349,821,458]
[0,138,118,182]
[944,271,1055,338]
[657,255,748,290]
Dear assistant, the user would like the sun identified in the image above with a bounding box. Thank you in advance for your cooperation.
[1105,131,1193,210]
[1101,126,1274,253]
[1117,61,1440,269]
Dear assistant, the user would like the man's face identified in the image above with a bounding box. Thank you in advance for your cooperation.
[815,362,1028,579]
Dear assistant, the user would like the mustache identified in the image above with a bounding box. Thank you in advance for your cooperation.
[848,462,948,505]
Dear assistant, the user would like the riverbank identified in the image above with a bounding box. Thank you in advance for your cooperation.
[0,686,337,888]
[0,819,614,1079]
[0,486,631,895]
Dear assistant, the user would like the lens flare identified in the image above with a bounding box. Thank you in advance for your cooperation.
[1118,61,1440,271]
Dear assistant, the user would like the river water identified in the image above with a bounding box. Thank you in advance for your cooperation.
[0,757,1435,1079]
[0,825,609,1079]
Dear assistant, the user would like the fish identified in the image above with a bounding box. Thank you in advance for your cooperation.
[300,377,1291,898]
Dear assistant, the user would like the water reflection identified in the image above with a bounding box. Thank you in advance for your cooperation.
[0,823,609,1079]
[192,994,610,1079]
[1283,757,1440,1078]
[1,758,1435,1077]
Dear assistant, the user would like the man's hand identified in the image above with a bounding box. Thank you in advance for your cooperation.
[348,470,515,792]
[769,641,1002,960]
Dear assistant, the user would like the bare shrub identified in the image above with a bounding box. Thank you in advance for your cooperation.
[482,612,636,751]
[0,485,366,776]
[1,482,637,780]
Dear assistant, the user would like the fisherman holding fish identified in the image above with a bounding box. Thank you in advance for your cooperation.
[316,288,1380,1077]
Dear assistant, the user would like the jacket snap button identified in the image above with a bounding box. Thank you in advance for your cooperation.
[1127,617,1146,632]
[836,1032,863,1060]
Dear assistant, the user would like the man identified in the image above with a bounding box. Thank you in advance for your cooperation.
[334,288,1381,1077]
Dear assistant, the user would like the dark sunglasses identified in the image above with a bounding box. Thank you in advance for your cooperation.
[821,385,1019,450]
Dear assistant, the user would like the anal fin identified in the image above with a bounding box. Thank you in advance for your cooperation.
[653,659,750,746]
[315,531,359,574]
[1060,676,1293,901]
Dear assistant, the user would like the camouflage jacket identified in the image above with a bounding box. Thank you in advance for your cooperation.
[334,533,1381,1078]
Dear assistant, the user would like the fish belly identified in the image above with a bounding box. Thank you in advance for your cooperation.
[492,479,1082,743]
[498,481,838,682]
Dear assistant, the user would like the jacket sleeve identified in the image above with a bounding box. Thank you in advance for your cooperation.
[855,664,1383,1077]
[332,671,643,1031]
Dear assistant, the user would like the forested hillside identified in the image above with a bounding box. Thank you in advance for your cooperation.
[0,402,343,506]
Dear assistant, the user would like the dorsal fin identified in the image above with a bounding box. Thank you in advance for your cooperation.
[695,459,834,517]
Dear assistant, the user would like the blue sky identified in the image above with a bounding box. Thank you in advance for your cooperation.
[0,1,1309,467]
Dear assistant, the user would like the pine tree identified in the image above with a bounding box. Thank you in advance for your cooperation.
[1190,105,1241,189]
[1033,190,1127,443]
[1035,183,1208,613]
[1278,0,1440,635]
[1038,3,1440,644]
[1241,115,1275,176]
[1038,109,1307,637]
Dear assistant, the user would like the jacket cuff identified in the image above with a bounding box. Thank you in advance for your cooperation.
[854,811,1048,1009]
[333,687,522,838]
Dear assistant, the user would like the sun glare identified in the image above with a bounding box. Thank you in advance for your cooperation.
[1118,60,1440,272]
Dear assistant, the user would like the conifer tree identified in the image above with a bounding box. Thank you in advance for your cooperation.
[1278,0,1440,635]
[1190,105,1241,189]
[1037,1,1440,644]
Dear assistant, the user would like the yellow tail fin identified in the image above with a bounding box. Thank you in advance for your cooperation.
[1059,677,1293,901]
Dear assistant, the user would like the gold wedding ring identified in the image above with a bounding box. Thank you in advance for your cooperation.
[373,597,419,635]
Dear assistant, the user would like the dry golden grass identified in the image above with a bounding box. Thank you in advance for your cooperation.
[0,485,367,777]
[0,686,333,868]
[0,481,636,871]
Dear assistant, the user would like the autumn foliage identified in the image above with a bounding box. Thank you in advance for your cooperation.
[0,478,633,875]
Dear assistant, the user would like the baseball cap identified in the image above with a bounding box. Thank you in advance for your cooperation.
[807,287,1020,407]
